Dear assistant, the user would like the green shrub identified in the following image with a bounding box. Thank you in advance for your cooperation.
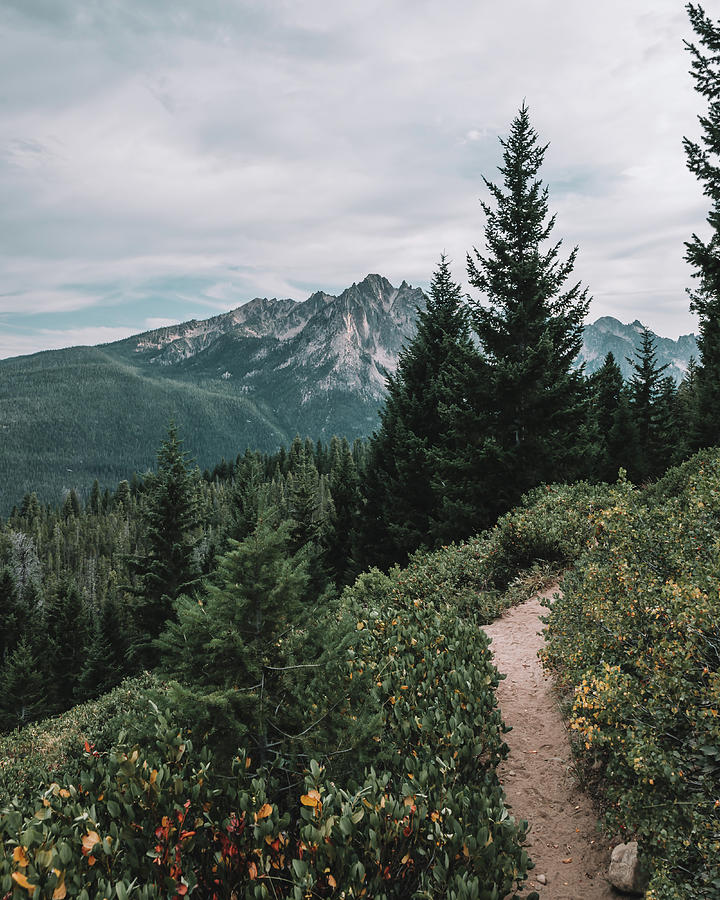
[542,450,720,898]
[1,475,613,898]
[0,674,167,802]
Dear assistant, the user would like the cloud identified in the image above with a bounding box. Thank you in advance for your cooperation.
[0,0,708,357]
[0,325,140,359]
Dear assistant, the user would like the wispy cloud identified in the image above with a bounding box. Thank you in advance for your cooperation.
[0,0,707,358]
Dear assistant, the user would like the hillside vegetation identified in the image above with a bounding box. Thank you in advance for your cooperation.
[543,451,720,898]
[0,480,618,899]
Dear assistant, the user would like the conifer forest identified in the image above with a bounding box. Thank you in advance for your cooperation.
[2,4,720,899]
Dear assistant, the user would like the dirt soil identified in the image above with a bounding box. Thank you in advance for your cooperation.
[482,587,617,899]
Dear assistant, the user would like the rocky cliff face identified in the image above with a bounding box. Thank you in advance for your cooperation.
[112,274,425,414]
[578,317,698,383]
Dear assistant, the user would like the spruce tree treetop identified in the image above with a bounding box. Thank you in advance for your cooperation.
[467,103,590,494]
[468,103,589,370]
[684,3,720,446]
[356,255,484,569]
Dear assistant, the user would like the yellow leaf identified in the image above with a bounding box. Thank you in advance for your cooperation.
[13,846,29,866]
[59,789,70,799]
[255,803,273,820]
[11,871,35,894]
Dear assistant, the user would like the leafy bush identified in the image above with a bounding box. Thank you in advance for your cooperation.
[0,674,167,802]
[0,583,536,899]
[0,475,614,898]
[542,450,720,898]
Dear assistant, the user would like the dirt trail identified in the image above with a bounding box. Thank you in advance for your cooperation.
[483,587,616,899]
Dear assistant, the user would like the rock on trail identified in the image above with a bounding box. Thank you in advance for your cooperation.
[483,587,617,899]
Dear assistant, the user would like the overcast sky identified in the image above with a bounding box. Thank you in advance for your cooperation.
[0,0,711,358]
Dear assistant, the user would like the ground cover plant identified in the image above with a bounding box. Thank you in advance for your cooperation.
[0,480,615,899]
[542,448,720,898]
[0,574,532,899]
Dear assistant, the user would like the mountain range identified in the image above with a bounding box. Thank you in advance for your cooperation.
[0,274,697,512]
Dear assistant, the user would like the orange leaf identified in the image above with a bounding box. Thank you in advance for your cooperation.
[327,874,337,888]
[300,789,321,808]
[81,831,100,856]
[52,871,67,900]
[11,871,35,894]
[248,861,258,880]
[13,846,29,866]
[255,803,273,821]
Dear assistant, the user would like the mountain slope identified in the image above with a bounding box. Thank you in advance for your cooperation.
[578,317,698,382]
[0,275,424,511]
[0,274,698,513]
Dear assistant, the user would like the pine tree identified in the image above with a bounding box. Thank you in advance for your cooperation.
[44,578,88,713]
[656,375,682,469]
[627,328,670,481]
[357,255,484,569]
[467,104,590,512]
[130,422,200,668]
[156,516,310,760]
[76,595,126,701]
[88,479,101,515]
[588,353,637,482]
[676,357,701,457]
[0,566,22,663]
[327,436,361,583]
[684,4,720,446]
[0,637,46,730]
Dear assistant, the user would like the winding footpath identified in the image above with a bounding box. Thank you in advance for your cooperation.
[482,587,616,899]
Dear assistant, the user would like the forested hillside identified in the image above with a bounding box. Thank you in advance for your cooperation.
[0,300,696,516]
[0,276,423,514]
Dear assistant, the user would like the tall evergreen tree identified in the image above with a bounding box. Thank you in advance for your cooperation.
[467,104,590,513]
[676,356,701,458]
[327,436,361,584]
[76,595,127,701]
[684,4,720,446]
[0,566,23,663]
[130,422,200,668]
[0,637,46,730]
[656,375,683,469]
[587,352,637,482]
[627,328,670,481]
[357,255,483,569]
[44,578,88,713]
[156,517,310,761]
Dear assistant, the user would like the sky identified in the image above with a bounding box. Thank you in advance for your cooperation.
[0,0,711,359]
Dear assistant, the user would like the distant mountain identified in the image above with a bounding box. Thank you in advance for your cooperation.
[578,316,698,383]
[0,280,698,514]
[0,275,424,511]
